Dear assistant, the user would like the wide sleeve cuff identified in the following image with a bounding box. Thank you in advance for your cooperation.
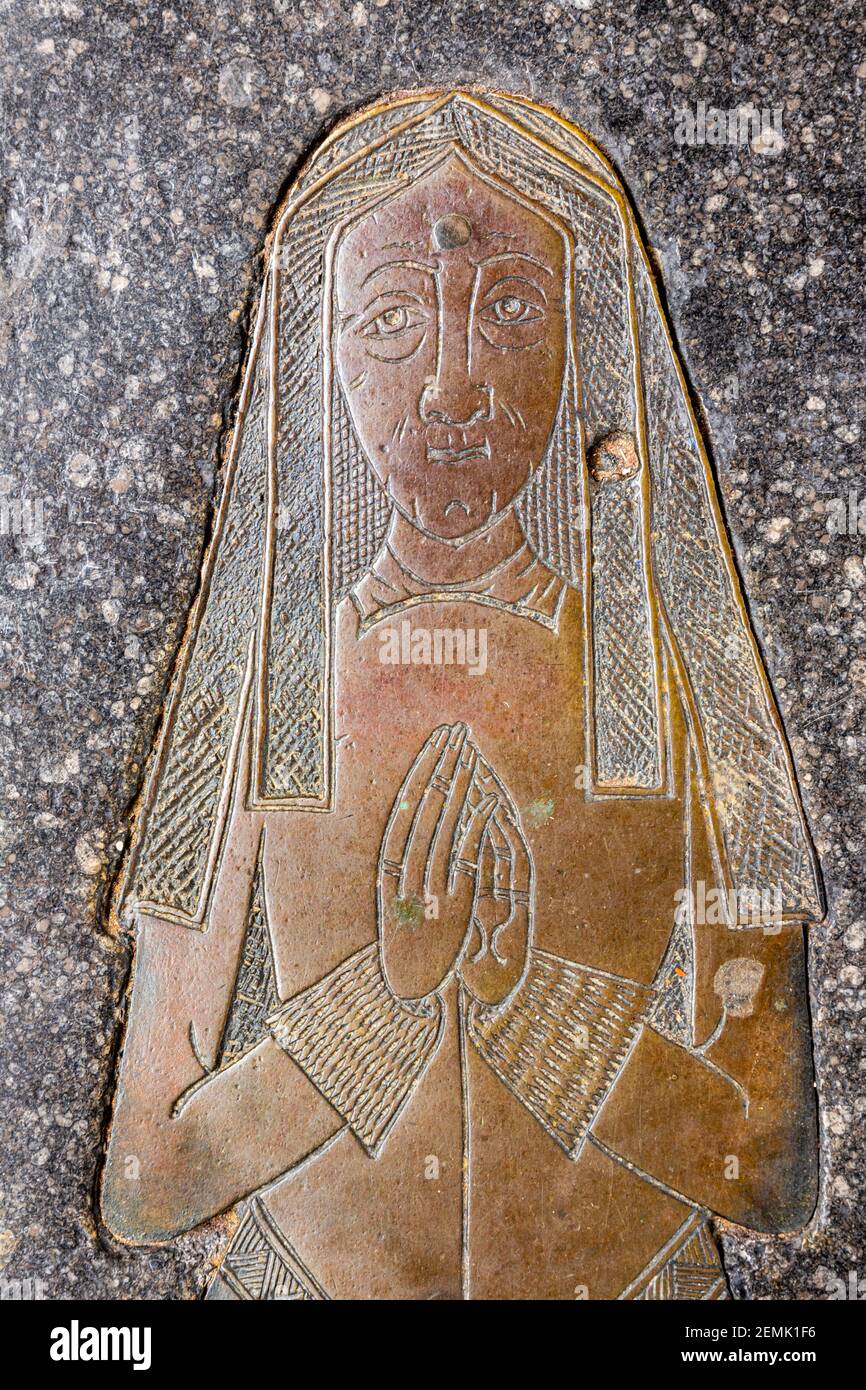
[468,948,654,1158]
[268,943,442,1156]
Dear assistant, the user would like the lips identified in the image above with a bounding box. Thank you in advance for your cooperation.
[426,441,491,465]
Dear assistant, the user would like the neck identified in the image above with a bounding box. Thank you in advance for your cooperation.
[386,509,528,587]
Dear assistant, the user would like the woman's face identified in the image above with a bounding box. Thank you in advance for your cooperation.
[333,153,568,542]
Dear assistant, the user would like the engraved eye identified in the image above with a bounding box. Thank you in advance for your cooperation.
[356,295,429,361]
[477,278,547,350]
[362,305,423,338]
[488,295,538,324]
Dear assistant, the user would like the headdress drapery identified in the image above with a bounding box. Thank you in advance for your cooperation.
[120,90,823,931]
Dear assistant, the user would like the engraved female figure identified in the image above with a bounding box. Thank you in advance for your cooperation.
[103,92,823,1300]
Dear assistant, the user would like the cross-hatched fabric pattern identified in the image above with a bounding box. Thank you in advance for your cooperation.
[125,295,270,921]
[269,944,442,1156]
[217,838,279,1068]
[636,251,821,919]
[620,1213,729,1300]
[468,948,655,1157]
[590,473,660,787]
[207,1199,328,1300]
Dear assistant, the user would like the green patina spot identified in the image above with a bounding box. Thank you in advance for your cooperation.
[525,797,555,829]
[393,895,424,929]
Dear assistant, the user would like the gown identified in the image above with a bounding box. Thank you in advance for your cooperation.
[199,544,730,1299]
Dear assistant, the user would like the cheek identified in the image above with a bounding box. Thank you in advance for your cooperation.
[508,325,569,405]
[339,352,428,439]
[491,336,565,429]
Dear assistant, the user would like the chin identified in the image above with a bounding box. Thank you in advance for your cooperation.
[421,506,489,543]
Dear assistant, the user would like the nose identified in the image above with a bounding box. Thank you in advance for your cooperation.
[419,378,493,428]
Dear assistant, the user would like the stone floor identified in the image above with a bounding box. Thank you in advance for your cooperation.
[0,0,863,1299]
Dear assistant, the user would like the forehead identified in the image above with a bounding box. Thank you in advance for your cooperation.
[334,152,566,286]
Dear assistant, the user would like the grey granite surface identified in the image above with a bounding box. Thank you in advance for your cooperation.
[0,0,863,1300]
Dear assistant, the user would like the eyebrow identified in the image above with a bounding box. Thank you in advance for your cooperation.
[483,272,548,305]
[475,250,554,276]
[361,258,437,286]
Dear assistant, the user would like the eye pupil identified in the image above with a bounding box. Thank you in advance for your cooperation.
[381,308,406,330]
[500,297,523,318]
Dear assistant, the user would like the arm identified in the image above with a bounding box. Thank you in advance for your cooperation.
[591,923,816,1232]
[102,716,343,1244]
[591,759,818,1232]
[102,912,343,1243]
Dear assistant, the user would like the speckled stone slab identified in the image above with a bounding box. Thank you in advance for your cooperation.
[0,1,863,1301]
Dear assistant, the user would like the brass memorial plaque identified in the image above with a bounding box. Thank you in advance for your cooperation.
[102,90,823,1301]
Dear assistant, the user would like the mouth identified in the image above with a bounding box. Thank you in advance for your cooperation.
[426,441,491,466]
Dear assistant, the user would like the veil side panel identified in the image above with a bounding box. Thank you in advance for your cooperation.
[120,283,271,927]
[632,231,824,924]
